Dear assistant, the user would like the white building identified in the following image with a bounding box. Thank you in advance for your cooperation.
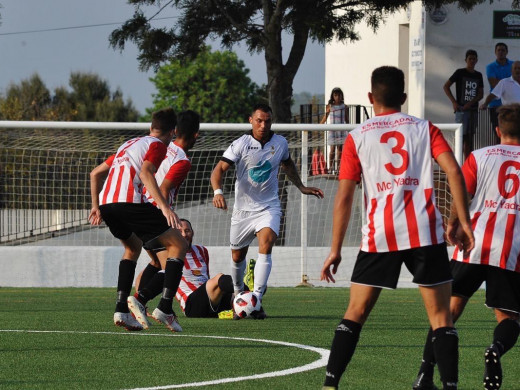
[325,1,520,122]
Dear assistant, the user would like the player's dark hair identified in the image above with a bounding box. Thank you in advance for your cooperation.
[179,218,193,231]
[176,110,200,139]
[371,66,405,108]
[465,49,478,59]
[151,108,177,133]
[495,42,508,52]
[328,87,344,105]
[251,103,272,116]
[497,104,520,139]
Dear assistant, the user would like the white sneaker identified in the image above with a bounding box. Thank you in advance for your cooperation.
[113,312,143,331]
[152,308,183,332]
[127,296,150,329]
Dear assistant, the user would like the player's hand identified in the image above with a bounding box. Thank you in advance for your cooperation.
[320,252,342,283]
[446,218,459,246]
[88,207,103,225]
[171,209,182,229]
[479,103,487,110]
[161,206,179,227]
[458,222,475,258]
[301,186,324,199]
[212,193,228,210]
[447,220,474,258]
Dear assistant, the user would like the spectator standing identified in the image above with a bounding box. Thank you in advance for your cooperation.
[481,61,520,109]
[443,49,484,159]
[320,87,348,174]
[486,42,513,143]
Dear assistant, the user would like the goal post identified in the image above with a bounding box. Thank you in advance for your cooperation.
[0,120,462,287]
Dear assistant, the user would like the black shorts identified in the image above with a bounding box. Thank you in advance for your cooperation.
[184,282,233,318]
[99,202,170,243]
[351,243,452,289]
[451,260,520,313]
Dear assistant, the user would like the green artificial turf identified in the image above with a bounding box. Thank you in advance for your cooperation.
[0,287,517,389]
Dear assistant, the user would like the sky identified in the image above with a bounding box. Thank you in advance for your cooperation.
[0,0,325,114]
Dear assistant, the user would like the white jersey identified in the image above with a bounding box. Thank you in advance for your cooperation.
[143,141,191,207]
[99,136,167,205]
[175,244,210,312]
[222,132,290,211]
[340,111,452,252]
[453,145,520,272]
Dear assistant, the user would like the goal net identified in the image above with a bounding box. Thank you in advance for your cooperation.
[0,121,461,287]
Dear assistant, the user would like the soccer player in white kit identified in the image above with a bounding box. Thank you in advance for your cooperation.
[320,66,474,390]
[413,104,520,390]
[89,108,190,332]
[211,103,324,318]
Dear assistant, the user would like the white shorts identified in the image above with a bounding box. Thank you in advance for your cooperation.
[230,207,282,250]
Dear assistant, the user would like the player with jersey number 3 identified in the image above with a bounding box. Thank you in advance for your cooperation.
[320,66,475,390]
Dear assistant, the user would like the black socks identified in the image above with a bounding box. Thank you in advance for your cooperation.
[115,259,136,313]
[323,319,362,387]
[432,327,459,390]
[157,257,184,314]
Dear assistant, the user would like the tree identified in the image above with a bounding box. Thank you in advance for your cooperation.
[109,0,508,123]
[145,46,267,122]
[0,74,51,121]
[0,72,139,122]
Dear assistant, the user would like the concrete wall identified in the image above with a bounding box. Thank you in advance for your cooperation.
[0,245,418,288]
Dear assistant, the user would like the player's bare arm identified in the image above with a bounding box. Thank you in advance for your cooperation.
[159,178,173,205]
[210,160,231,210]
[89,161,110,226]
[140,160,179,227]
[436,151,475,257]
[321,179,357,283]
[281,158,324,199]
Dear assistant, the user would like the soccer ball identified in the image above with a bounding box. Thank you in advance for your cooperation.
[233,291,261,319]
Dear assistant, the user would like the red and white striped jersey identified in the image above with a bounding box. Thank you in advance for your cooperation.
[143,141,191,207]
[340,111,452,253]
[175,244,210,312]
[99,136,167,205]
[453,144,520,272]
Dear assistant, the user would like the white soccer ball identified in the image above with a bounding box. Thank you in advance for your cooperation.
[233,291,262,319]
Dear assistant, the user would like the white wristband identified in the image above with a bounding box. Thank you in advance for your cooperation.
[214,189,223,196]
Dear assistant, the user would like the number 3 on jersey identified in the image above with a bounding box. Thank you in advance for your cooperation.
[380,131,409,175]
[498,160,520,199]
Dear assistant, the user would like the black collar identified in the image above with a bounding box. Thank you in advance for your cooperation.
[249,130,274,147]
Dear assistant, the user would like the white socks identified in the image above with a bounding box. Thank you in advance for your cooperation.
[231,258,246,295]
[253,253,272,298]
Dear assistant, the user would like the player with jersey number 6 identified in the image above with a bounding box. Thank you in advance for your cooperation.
[211,103,324,319]
[89,108,193,332]
[412,104,520,390]
[320,66,474,390]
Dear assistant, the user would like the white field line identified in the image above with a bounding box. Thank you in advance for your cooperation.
[1,330,330,389]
